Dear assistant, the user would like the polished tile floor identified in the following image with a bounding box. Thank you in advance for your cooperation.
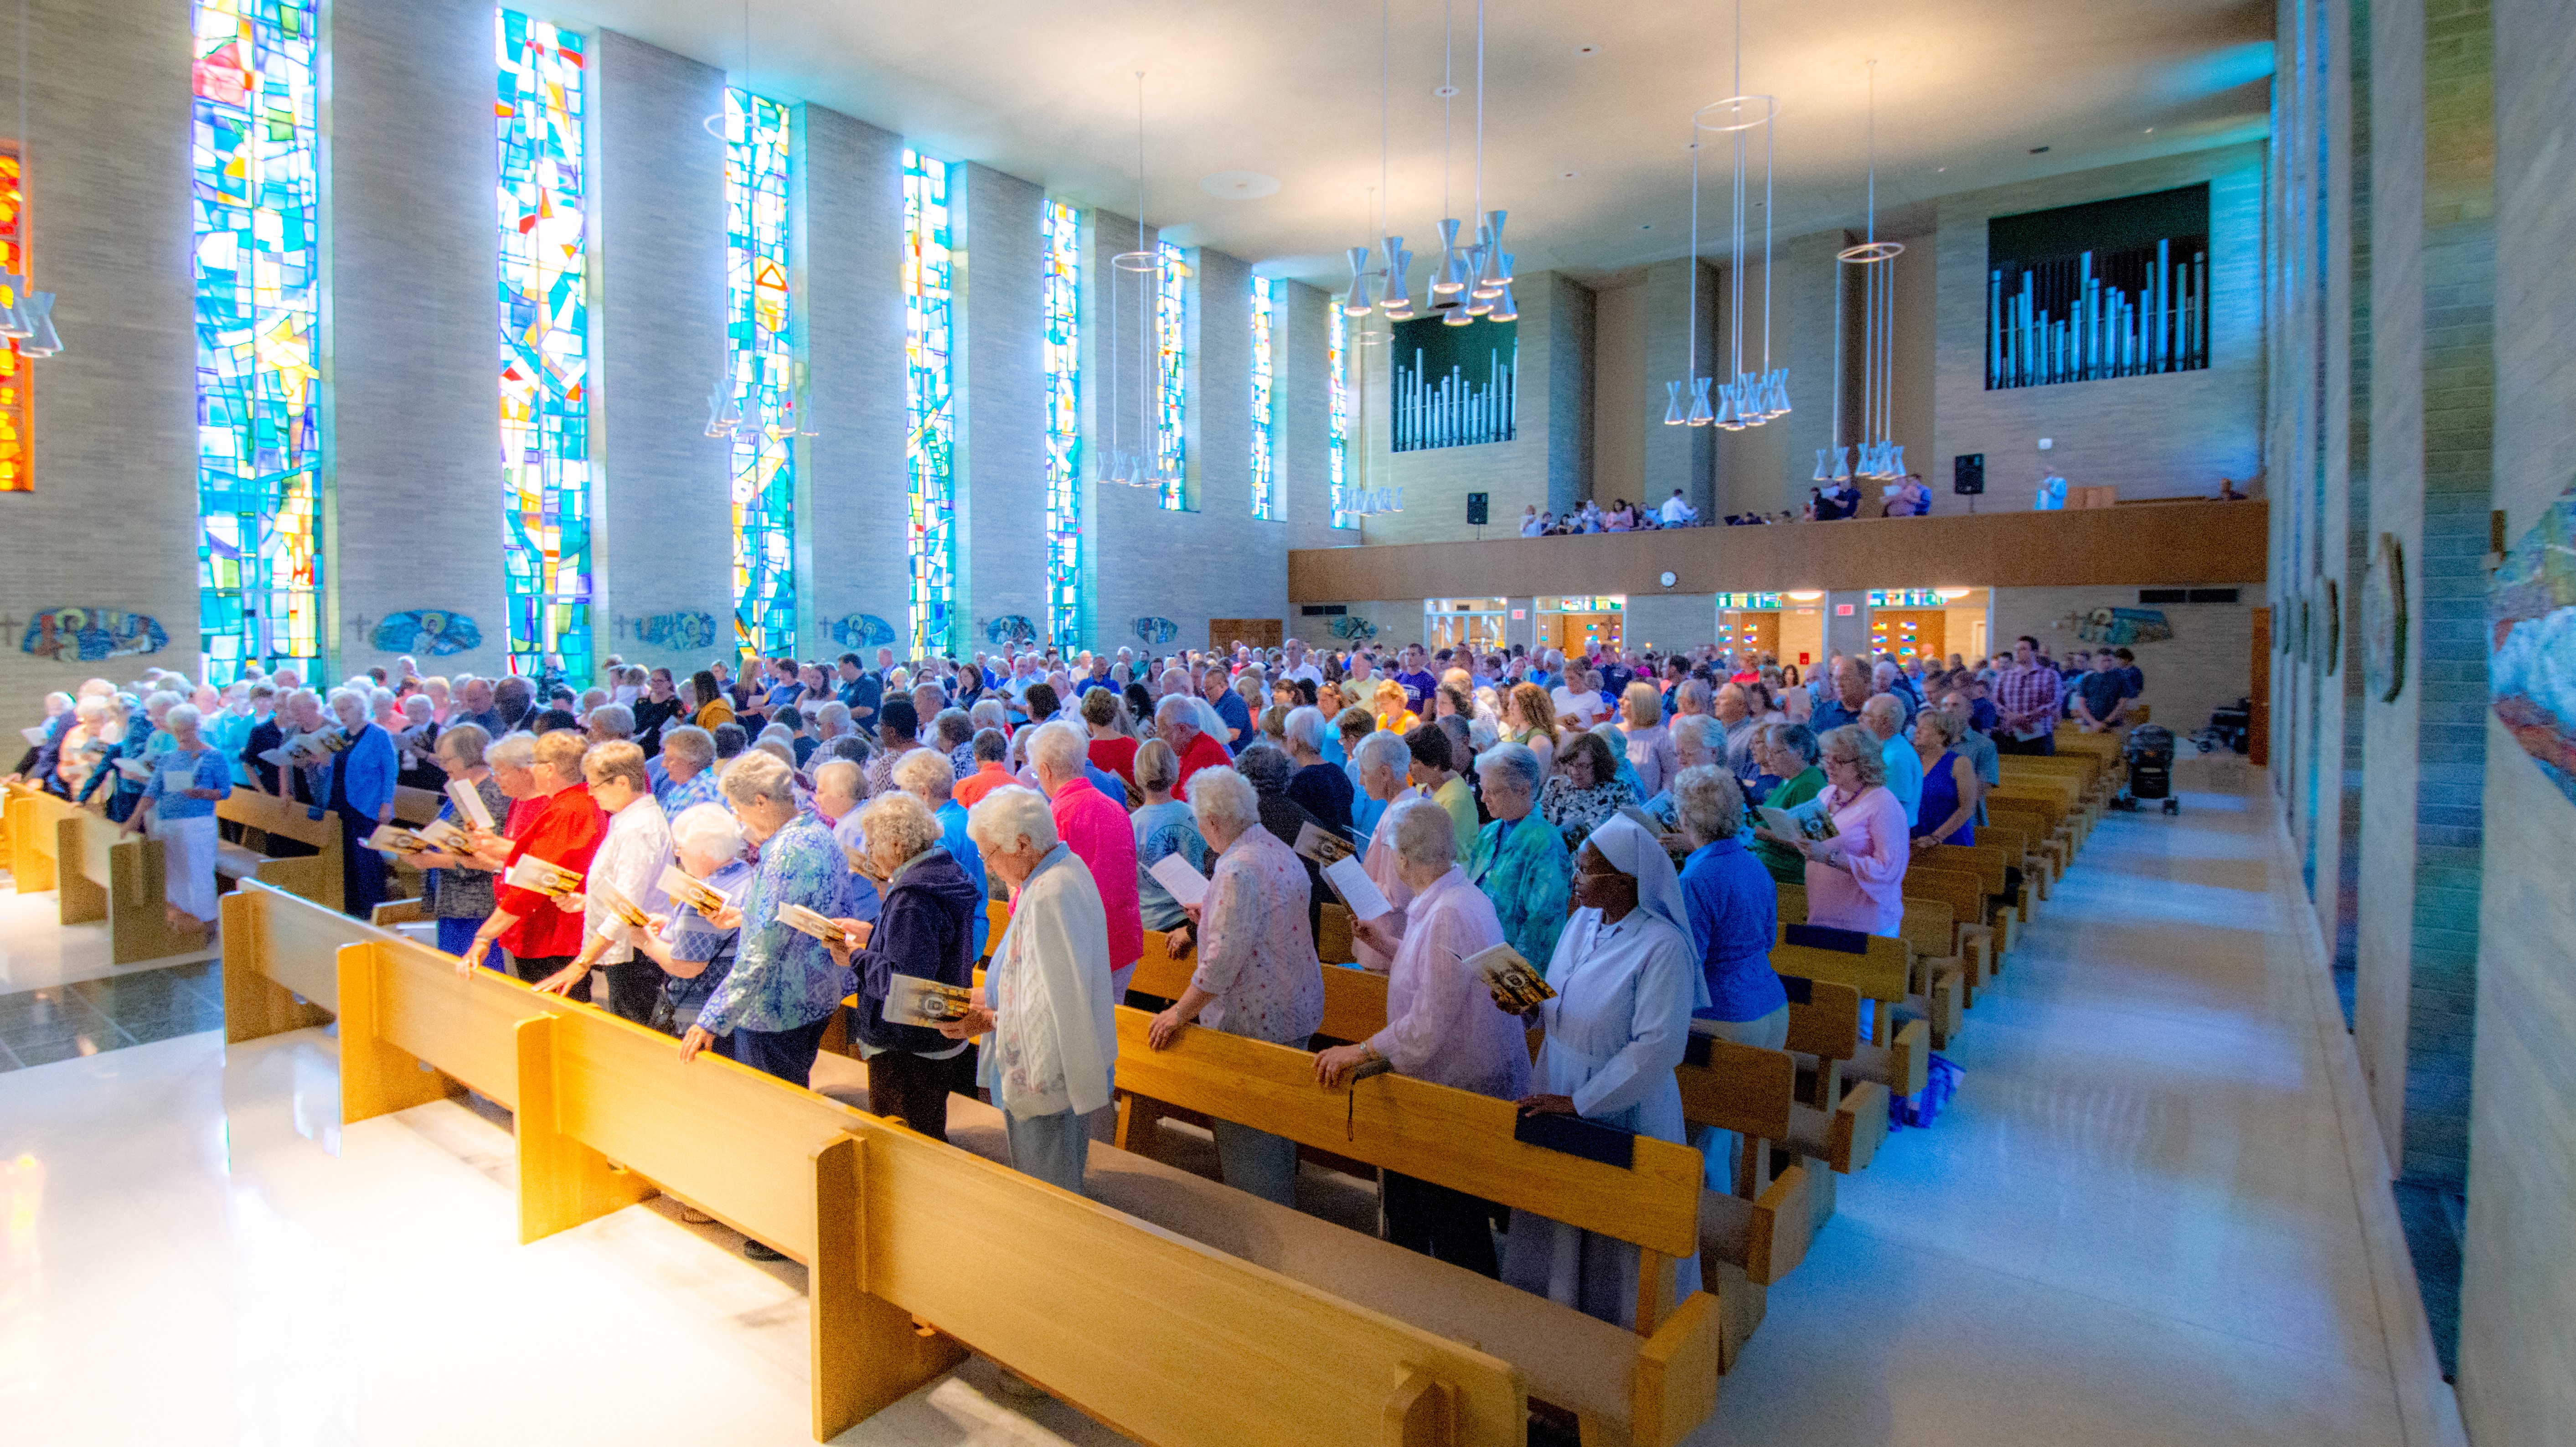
[0,765,2454,1446]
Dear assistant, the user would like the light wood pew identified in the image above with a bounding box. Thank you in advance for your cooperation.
[1924,843,2021,951]
[1769,925,1929,1104]
[1127,929,1391,1047]
[214,788,344,907]
[1777,879,1968,1040]
[1775,975,1889,1180]
[1973,819,2049,904]
[1887,870,1999,986]
[1982,802,2071,885]
[220,882,1549,1447]
[5,781,69,892]
[8,786,200,960]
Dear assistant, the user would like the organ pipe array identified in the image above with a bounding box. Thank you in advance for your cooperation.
[1986,238,2208,390]
[1392,345,1518,452]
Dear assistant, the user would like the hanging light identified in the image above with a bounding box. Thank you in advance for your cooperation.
[0,274,30,339]
[1660,136,1708,427]
[1686,0,1782,435]
[1430,216,1466,296]
[1379,236,1414,319]
[1487,257,1518,321]
[1834,61,1905,484]
[1103,71,1167,489]
[1342,246,1374,317]
[1664,382,1687,427]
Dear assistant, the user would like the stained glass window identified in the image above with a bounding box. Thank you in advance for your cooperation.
[903,149,956,659]
[727,88,795,656]
[0,150,28,494]
[496,11,589,682]
[1155,239,1187,510]
[1328,305,1352,528]
[1249,275,1278,522]
[192,0,321,682]
[1042,200,1082,648]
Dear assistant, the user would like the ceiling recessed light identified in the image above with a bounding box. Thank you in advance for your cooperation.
[1640,223,1652,231]
[1198,170,1280,200]
[1573,43,1600,56]
[2029,145,2051,154]
[1936,166,1946,172]
[2143,126,2155,134]
[1433,84,1459,98]
[1558,170,1580,180]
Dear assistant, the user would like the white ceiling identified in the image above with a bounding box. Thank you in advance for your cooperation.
[542,0,2276,289]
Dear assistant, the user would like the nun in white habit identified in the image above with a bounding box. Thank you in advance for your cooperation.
[1496,812,1707,1328]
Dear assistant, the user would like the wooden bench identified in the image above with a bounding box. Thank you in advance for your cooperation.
[1127,928,1391,1047]
[6,784,201,961]
[1770,924,1932,1102]
[220,881,1560,1447]
[1889,869,2000,987]
[1779,880,1971,1043]
[1776,975,1890,1187]
[213,789,343,908]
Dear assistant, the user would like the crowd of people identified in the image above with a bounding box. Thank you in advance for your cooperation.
[4,624,2131,1317]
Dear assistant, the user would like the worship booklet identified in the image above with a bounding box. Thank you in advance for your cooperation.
[1291,820,1355,867]
[503,853,583,896]
[1319,855,1392,922]
[444,778,496,831]
[1757,797,1838,843]
[1147,852,1210,910]
[413,818,470,852]
[113,757,151,781]
[161,763,199,793]
[20,725,47,747]
[657,863,736,919]
[775,902,858,949]
[594,883,652,939]
[362,823,430,855]
[883,974,977,1028]
[1467,941,1555,1012]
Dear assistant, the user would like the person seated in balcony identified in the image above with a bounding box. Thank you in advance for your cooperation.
[1603,499,1637,532]
[1884,473,1931,517]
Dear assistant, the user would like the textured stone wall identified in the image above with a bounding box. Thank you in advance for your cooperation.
[956,164,1048,649]
[2459,0,2576,1435]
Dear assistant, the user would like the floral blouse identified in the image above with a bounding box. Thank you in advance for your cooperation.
[1538,774,1641,850]
[1190,825,1325,1045]
[695,811,854,1037]
[1467,813,1572,969]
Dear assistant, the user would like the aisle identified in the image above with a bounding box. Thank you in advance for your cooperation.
[1703,767,2451,1447]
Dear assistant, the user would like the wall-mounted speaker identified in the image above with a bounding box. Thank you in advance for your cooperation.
[1466,492,1489,526]
[1953,454,1986,495]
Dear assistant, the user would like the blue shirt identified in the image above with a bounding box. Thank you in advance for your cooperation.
[655,767,725,820]
[1210,688,1254,752]
[696,811,856,1036]
[1809,696,1865,735]
[1679,837,1786,1023]
[1879,733,1924,827]
[936,799,991,958]
[142,744,232,821]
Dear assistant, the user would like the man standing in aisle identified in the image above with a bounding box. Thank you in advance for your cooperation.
[1994,635,2064,756]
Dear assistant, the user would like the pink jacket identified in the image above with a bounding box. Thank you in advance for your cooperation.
[1051,777,1144,968]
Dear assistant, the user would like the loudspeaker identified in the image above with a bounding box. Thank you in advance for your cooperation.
[1952,454,1986,495]
[1466,492,1489,526]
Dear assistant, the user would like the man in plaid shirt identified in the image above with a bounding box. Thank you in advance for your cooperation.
[1993,636,2064,756]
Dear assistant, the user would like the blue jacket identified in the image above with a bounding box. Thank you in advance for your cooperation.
[847,847,984,1055]
[310,722,399,821]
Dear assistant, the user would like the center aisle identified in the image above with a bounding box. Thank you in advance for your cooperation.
[1702,767,2425,1447]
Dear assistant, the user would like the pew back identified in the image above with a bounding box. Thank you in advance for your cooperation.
[215,789,344,907]
[1770,924,1910,1005]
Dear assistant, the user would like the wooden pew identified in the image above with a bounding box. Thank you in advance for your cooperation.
[214,789,344,907]
[1892,868,1999,986]
[7,786,200,961]
[1769,925,1929,1103]
[1777,879,1967,1042]
[1127,928,1391,1047]
[1983,801,2071,884]
[1776,975,1889,1180]
[220,881,1555,1447]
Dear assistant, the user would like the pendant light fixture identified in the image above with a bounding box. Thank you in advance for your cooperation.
[1680,0,1781,432]
[1658,134,1713,427]
[1105,70,1166,490]
[1823,60,1904,484]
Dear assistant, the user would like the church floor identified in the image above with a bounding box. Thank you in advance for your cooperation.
[0,761,2461,1446]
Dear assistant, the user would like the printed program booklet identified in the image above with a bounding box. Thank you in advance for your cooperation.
[1319,855,1392,922]
[883,974,977,1028]
[1291,820,1356,867]
[656,863,736,918]
[1467,941,1555,1011]
[362,823,429,855]
[1757,796,1839,843]
[775,902,857,948]
[444,778,496,831]
[503,854,583,896]
[1147,852,1209,910]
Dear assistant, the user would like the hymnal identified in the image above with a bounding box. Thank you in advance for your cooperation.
[1466,941,1554,1011]
[1757,797,1838,843]
[444,778,495,831]
[883,974,977,1028]
[1319,855,1391,922]
[1291,820,1355,867]
[1147,852,1209,909]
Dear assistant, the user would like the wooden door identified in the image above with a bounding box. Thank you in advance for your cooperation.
[1209,618,1283,652]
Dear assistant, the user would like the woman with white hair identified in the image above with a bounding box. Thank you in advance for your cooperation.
[122,703,231,934]
[940,786,1118,1196]
[1466,742,1573,968]
[1314,800,1531,1275]
[834,790,984,1142]
[1768,724,1910,937]
[1498,813,1702,1326]
[1144,765,1324,1206]
[1281,704,1353,832]
[629,802,754,1049]
[530,740,673,1025]
[1347,730,1422,972]
[681,751,856,1106]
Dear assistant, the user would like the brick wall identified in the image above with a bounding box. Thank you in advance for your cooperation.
[957,164,1048,648]
[1991,586,2257,736]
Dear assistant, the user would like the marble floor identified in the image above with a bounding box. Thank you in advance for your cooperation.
[0,764,2464,1446]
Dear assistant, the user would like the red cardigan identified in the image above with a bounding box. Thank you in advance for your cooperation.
[494,784,605,959]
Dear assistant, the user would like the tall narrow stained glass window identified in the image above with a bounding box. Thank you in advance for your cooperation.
[496,11,590,681]
[1155,239,1187,509]
[726,88,795,656]
[191,0,321,681]
[1041,200,1082,647]
[1328,306,1352,528]
[0,149,28,493]
[1248,275,1277,521]
[902,150,956,658]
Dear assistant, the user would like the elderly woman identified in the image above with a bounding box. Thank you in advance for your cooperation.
[309,686,401,918]
[1498,813,1701,1325]
[1132,737,1209,937]
[531,741,674,1024]
[1746,722,1825,884]
[1768,725,1910,938]
[1282,704,1355,832]
[122,703,231,935]
[459,730,604,984]
[407,723,507,956]
[1466,742,1572,968]
[832,790,983,1142]
[889,747,991,959]
[1538,731,1640,849]
[940,786,1119,1196]
[1669,765,1785,1186]
[1348,731,1422,971]
[1314,801,1531,1274]
[679,750,854,1101]
[1910,707,1980,855]
[1620,683,1680,799]
[1145,766,1325,1205]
